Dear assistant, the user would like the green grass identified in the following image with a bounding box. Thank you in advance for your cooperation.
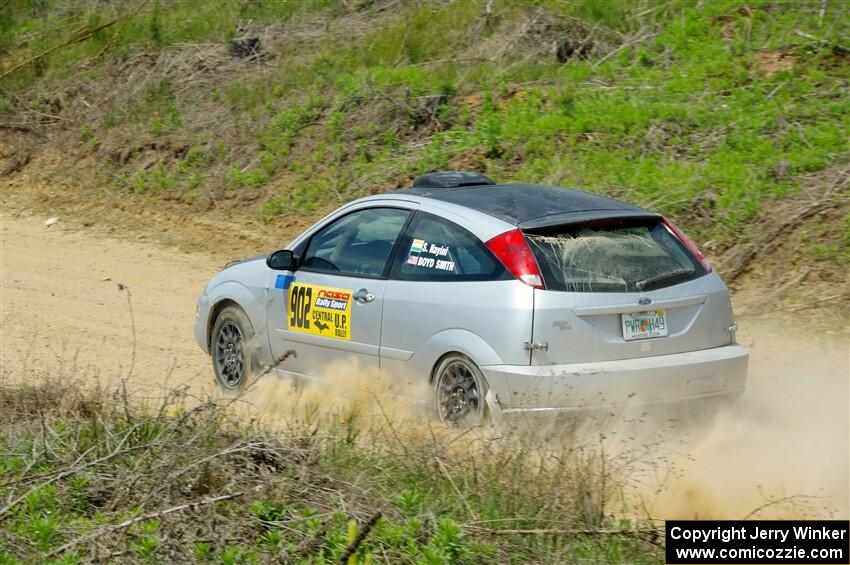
[1,0,848,261]
[0,378,662,563]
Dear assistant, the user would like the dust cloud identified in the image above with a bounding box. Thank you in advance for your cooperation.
[626,318,849,520]
[5,313,846,522]
[235,359,432,430]
[220,318,848,521]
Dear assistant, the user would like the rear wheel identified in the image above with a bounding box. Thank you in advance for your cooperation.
[211,305,256,393]
[433,354,488,424]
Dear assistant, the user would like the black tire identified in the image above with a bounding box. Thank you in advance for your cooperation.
[433,353,489,425]
[210,305,257,394]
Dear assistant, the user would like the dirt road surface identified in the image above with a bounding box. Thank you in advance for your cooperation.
[1,213,218,398]
[2,212,848,517]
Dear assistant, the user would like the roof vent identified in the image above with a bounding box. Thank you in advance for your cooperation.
[411,171,494,190]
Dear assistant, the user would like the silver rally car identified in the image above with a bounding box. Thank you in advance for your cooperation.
[194,171,747,422]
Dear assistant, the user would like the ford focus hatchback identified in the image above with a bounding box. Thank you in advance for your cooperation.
[194,171,747,422]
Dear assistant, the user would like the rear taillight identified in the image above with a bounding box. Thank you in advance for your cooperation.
[661,217,712,273]
[485,229,545,289]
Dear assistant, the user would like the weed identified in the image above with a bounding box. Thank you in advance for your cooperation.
[0,377,661,563]
[192,542,213,561]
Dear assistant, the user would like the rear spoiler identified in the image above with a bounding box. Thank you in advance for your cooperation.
[518,209,660,230]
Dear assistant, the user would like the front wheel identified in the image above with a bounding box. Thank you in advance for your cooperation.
[433,354,488,424]
[210,305,256,393]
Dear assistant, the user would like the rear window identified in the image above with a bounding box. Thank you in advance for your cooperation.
[525,220,707,292]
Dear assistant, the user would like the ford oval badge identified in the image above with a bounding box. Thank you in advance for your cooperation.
[638,297,652,306]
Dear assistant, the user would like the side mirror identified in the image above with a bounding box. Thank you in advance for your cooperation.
[267,249,298,271]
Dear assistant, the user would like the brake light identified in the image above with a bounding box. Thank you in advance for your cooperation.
[661,217,712,273]
[485,229,545,289]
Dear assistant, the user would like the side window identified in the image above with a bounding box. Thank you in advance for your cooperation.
[302,208,410,278]
[391,212,506,281]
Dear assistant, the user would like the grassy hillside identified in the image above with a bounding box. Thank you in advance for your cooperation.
[1,0,848,283]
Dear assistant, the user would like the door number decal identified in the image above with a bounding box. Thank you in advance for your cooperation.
[287,282,352,340]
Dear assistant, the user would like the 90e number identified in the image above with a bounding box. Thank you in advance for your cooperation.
[289,285,312,329]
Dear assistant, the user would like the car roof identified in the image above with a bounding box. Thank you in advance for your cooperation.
[396,182,656,230]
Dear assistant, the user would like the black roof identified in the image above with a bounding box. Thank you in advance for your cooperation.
[402,182,656,230]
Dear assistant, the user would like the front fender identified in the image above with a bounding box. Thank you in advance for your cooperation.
[206,281,272,367]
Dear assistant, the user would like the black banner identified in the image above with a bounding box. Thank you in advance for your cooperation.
[666,520,849,564]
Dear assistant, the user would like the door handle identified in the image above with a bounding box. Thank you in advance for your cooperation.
[353,288,375,303]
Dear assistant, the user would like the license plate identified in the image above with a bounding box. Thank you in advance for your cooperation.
[622,309,667,341]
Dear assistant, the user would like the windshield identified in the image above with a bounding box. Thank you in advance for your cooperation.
[525,220,706,292]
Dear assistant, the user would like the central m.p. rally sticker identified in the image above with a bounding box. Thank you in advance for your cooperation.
[287,282,351,340]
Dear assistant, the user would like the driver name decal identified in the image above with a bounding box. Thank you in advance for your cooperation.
[287,283,351,340]
[406,240,456,272]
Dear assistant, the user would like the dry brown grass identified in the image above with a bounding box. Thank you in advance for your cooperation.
[0,373,663,563]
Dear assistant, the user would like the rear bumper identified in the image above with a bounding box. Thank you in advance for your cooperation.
[481,345,748,415]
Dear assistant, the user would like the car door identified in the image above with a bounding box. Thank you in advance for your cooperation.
[267,206,413,378]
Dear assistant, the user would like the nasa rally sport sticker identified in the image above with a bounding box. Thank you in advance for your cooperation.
[287,282,351,340]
